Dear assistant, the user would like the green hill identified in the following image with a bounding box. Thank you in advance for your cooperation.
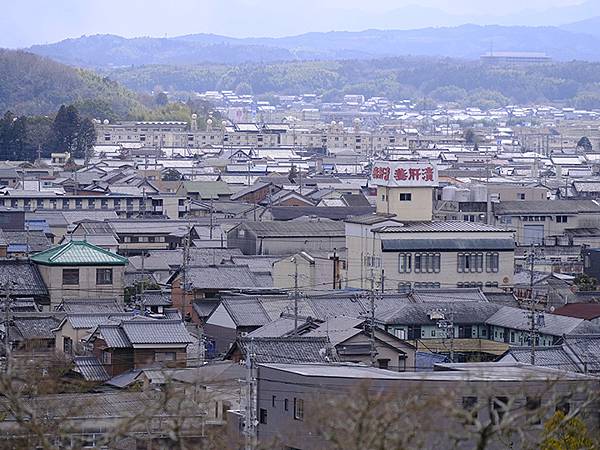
[0,49,150,119]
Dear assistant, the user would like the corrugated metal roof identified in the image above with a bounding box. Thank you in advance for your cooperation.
[494,200,600,215]
[376,221,511,233]
[31,241,128,266]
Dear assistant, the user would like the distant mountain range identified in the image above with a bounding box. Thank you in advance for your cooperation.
[27,20,600,68]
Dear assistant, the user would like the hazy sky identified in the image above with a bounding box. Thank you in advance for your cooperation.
[0,0,588,48]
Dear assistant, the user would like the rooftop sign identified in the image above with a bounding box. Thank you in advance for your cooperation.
[371,161,438,187]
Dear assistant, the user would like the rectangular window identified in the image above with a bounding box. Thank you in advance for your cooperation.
[62,269,79,285]
[294,398,304,421]
[486,253,499,273]
[414,254,422,272]
[155,352,176,362]
[490,397,509,424]
[462,396,478,418]
[63,336,73,354]
[399,193,412,201]
[556,215,568,223]
[96,268,113,285]
[272,395,277,408]
[259,408,268,424]
[102,351,112,364]
[399,253,412,273]
[284,399,289,411]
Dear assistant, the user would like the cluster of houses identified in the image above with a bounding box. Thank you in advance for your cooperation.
[2,114,600,447]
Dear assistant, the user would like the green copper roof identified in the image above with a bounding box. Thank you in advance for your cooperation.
[31,241,129,266]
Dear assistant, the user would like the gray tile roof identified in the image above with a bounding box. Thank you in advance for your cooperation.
[411,288,487,303]
[120,319,192,345]
[187,265,260,290]
[238,337,337,363]
[140,290,172,307]
[3,231,51,253]
[486,308,598,337]
[98,323,131,347]
[59,298,123,313]
[494,200,600,215]
[67,312,135,329]
[12,316,61,340]
[502,346,580,372]
[269,206,375,221]
[189,248,243,266]
[563,334,600,372]
[0,260,48,298]
[72,356,110,382]
[245,316,300,338]
[239,221,345,238]
[192,299,221,319]
[379,302,502,325]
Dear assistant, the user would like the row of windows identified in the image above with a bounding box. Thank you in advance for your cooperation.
[63,268,113,286]
[399,252,500,273]
[1,198,144,210]
[501,215,569,224]
[381,193,412,202]
[457,252,499,273]
[123,236,166,243]
[260,397,304,425]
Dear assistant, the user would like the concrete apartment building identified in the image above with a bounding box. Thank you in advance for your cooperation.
[96,119,405,154]
[346,219,515,291]
[246,362,599,450]
[493,200,600,245]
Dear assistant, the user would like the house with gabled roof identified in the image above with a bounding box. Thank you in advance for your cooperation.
[86,319,193,377]
[31,240,129,308]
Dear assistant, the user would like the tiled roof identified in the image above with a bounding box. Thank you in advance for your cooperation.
[563,334,600,372]
[0,260,48,298]
[67,313,135,329]
[503,346,580,373]
[98,324,131,348]
[486,308,599,337]
[31,241,128,266]
[186,265,260,290]
[140,290,172,307]
[12,316,61,340]
[269,206,374,221]
[59,298,123,313]
[553,304,600,321]
[379,302,502,325]
[239,221,345,238]
[237,337,337,363]
[72,356,110,382]
[3,231,51,253]
[121,319,192,345]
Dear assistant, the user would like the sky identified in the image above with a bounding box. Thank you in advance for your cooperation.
[0,0,590,48]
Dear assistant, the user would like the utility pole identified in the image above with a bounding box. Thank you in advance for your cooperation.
[3,282,13,374]
[293,258,299,334]
[369,268,377,366]
[209,197,214,241]
[243,338,257,450]
[525,245,544,366]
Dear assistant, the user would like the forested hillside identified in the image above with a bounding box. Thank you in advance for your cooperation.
[107,57,600,109]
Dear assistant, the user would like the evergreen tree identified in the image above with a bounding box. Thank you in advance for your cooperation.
[76,117,97,163]
[577,136,593,152]
[53,105,81,153]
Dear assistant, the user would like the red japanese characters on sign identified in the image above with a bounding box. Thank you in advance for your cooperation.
[371,162,438,187]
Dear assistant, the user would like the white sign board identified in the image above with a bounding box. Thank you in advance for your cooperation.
[371,161,438,187]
